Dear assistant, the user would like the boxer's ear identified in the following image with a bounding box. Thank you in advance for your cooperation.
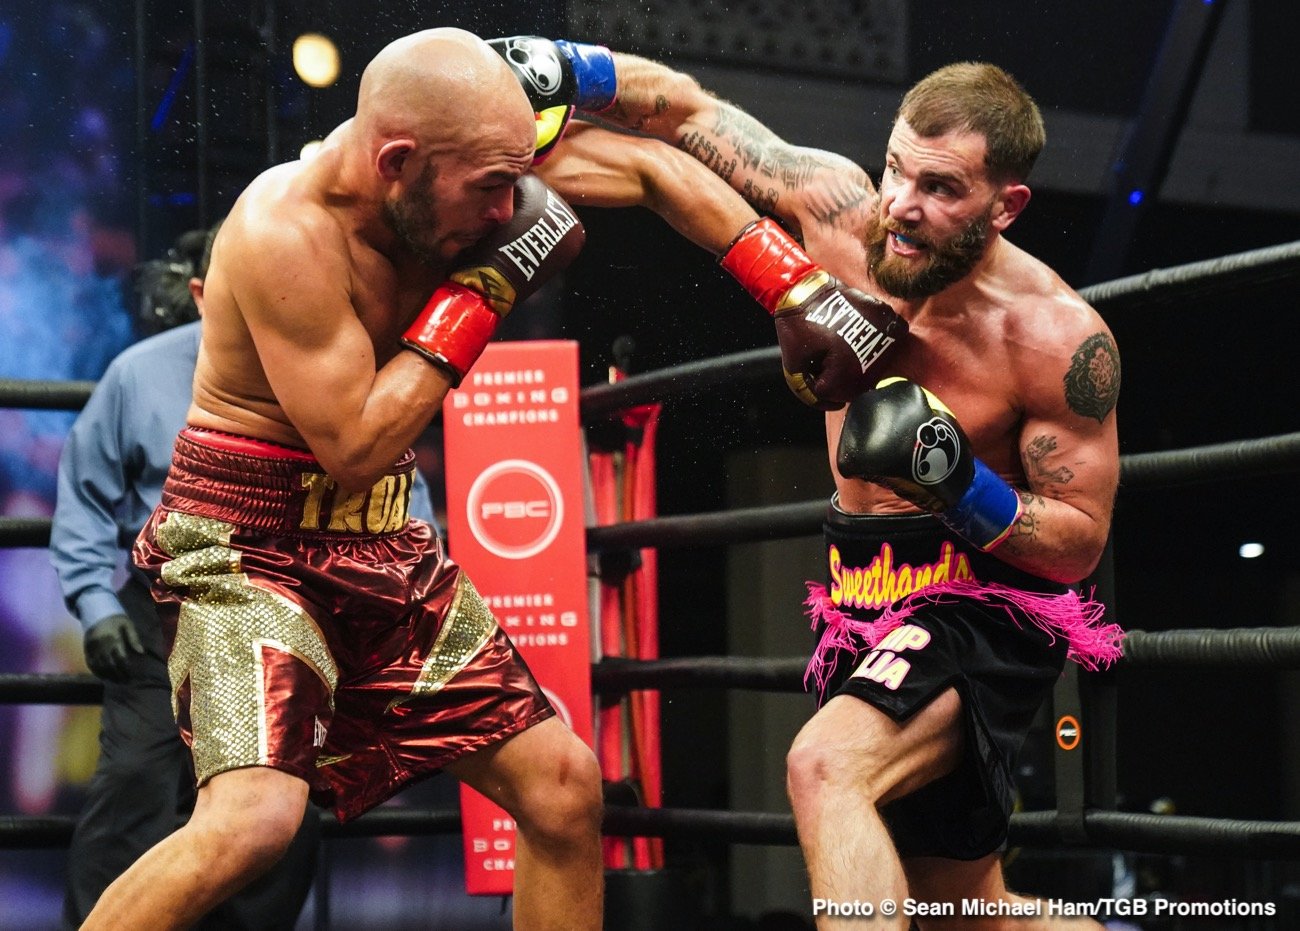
[992,183,1030,232]
[377,139,415,181]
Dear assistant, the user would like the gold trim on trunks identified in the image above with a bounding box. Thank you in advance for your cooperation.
[156,512,339,783]
[387,574,497,713]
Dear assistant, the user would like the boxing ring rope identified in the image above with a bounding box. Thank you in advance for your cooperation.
[5,239,1300,865]
[5,619,1300,705]
[578,239,1300,418]
[5,428,1299,552]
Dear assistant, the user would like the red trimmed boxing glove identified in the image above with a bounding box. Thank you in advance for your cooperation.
[402,174,585,385]
[721,218,907,410]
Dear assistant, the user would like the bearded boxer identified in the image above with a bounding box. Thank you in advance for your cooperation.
[517,41,1123,928]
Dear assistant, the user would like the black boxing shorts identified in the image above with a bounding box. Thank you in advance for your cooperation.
[803,501,1123,860]
[132,428,554,822]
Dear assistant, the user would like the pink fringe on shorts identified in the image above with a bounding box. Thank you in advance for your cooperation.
[803,579,1125,697]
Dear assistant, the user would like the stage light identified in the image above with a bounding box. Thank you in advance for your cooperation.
[293,33,340,88]
[1239,542,1265,559]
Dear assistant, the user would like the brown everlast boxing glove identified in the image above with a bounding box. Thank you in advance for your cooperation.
[402,173,585,385]
[721,218,907,410]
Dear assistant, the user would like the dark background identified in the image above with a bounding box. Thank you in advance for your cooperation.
[4,0,1300,925]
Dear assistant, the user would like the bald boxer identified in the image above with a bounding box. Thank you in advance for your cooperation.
[84,30,597,930]
[524,42,1122,929]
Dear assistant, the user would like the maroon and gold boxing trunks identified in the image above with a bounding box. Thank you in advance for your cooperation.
[132,428,553,821]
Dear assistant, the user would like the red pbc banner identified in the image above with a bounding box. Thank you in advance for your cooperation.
[442,341,592,895]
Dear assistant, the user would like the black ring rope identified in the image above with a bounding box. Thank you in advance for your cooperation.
[586,501,823,551]
[6,626,1298,708]
[1116,627,1300,668]
[1120,431,1300,488]
[0,416,1289,553]
[7,805,1300,859]
[580,347,778,422]
[1011,811,1300,860]
[1076,239,1300,313]
[0,378,96,412]
[5,432,1298,552]
[3,240,1297,421]
[592,656,810,694]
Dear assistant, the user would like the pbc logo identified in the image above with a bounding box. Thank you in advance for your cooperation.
[467,459,564,559]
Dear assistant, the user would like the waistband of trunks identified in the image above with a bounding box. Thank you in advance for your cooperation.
[162,427,417,536]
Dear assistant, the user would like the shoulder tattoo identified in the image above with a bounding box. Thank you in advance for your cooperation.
[1063,332,1120,422]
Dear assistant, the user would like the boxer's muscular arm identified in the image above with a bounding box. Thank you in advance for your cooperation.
[534,121,757,254]
[229,212,452,491]
[602,54,875,248]
[1000,316,1121,583]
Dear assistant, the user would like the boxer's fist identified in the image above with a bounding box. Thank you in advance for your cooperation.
[402,174,585,385]
[721,218,907,410]
[837,377,1021,550]
[488,35,617,114]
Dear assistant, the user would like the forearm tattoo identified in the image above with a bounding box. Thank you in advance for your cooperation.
[605,93,670,134]
[1025,434,1075,487]
[712,108,820,187]
[1064,333,1121,422]
[681,129,737,183]
[1008,489,1044,544]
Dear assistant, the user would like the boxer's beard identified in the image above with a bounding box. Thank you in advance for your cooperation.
[384,161,443,266]
[866,207,991,300]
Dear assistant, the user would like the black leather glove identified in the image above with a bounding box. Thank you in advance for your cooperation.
[83,613,144,682]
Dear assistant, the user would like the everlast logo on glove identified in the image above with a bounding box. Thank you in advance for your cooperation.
[720,217,907,408]
[403,174,585,386]
[450,190,581,316]
[498,191,580,282]
[804,290,898,373]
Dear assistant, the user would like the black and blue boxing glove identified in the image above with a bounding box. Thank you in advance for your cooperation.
[488,35,617,112]
[489,35,617,163]
[836,377,1022,551]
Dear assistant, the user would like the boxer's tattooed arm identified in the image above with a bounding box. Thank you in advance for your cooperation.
[712,107,820,188]
[681,129,737,183]
[1064,332,1121,422]
[1024,434,1075,487]
[1006,489,1044,546]
[740,178,779,214]
[605,93,671,134]
[805,174,874,231]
